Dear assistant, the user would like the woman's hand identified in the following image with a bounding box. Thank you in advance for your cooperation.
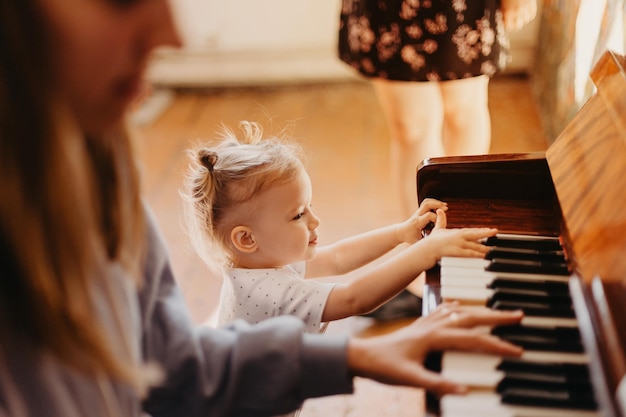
[501,0,537,31]
[398,198,448,244]
[347,303,524,396]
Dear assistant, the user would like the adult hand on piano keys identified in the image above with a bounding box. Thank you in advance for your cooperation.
[346,303,524,396]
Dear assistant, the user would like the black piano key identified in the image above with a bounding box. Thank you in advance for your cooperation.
[486,246,566,263]
[488,277,570,294]
[487,288,572,305]
[491,324,584,353]
[486,258,570,276]
[500,387,597,410]
[493,324,580,340]
[497,373,594,395]
[497,358,591,379]
[491,300,576,318]
[497,370,592,388]
[484,235,563,251]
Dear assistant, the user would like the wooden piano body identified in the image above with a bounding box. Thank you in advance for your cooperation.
[418,50,626,417]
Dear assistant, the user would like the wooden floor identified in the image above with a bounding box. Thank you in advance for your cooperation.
[133,75,548,417]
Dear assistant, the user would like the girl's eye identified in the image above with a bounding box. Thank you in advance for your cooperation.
[108,0,140,7]
[293,213,304,220]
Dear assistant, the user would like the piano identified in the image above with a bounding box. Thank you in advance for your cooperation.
[418,49,626,417]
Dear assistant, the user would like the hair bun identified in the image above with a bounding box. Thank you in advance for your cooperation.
[199,150,218,173]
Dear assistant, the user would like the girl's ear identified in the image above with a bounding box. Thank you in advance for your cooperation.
[230,225,257,253]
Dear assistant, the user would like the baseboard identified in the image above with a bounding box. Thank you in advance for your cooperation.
[147,48,360,88]
[146,45,533,88]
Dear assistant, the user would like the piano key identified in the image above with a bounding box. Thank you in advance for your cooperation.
[441,286,495,302]
[499,386,597,409]
[496,359,593,396]
[486,288,572,305]
[441,305,579,329]
[442,352,591,388]
[486,246,566,262]
[488,287,572,302]
[440,257,492,268]
[486,258,570,276]
[441,391,600,417]
[440,257,571,284]
[516,316,579,328]
[489,278,570,293]
[492,324,581,341]
[491,324,584,353]
[495,370,592,390]
[440,277,572,296]
[440,266,571,286]
[488,233,562,242]
[496,358,590,379]
[483,234,563,251]
[490,299,575,318]
[440,286,576,317]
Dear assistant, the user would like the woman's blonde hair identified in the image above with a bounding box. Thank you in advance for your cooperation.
[183,121,305,268]
[0,0,145,386]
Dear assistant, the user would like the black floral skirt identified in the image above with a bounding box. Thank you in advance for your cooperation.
[338,0,510,82]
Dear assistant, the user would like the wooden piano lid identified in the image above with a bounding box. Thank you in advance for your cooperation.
[546,49,626,283]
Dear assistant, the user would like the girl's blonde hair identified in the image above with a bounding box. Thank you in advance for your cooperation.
[183,121,305,268]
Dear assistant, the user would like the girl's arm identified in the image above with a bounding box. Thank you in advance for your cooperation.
[305,199,446,278]
[320,211,497,322]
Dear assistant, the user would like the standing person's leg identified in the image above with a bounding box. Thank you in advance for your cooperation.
[363,80,444,319]
[372,79,445,218]
[440,75,491,156]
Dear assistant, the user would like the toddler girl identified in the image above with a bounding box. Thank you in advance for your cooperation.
[183,121,496,332]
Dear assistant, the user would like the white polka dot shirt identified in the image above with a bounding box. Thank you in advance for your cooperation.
[217,262,335,333]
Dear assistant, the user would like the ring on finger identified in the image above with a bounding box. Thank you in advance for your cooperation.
[449,312,460,325]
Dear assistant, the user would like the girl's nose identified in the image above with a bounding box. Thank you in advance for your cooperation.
[309,210,321,229]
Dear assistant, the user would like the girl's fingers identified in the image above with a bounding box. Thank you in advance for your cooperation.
[418,199,448,215]
[433,209,447,229]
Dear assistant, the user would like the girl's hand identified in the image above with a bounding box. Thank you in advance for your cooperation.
[398,199,448,244]
[427,224,497,260]
[501,0,537,31]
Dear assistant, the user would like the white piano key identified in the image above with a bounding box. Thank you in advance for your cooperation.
[520,350,589,364]
[519,316,579,328]
[441,286,493,302]
[448,350,589,368]
[440,264,571,283]
[441,391,600,417]
[491,233,561,242]
[441,351,590,390]
[441,257,492,268]
[433,304,579,328]
[441,352,503,387]
[441,274,496,288]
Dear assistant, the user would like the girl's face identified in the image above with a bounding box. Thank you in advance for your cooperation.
[243,170,321,268]
[39,0,181,135]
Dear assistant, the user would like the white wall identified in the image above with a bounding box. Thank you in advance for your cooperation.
[150,0,540,87]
